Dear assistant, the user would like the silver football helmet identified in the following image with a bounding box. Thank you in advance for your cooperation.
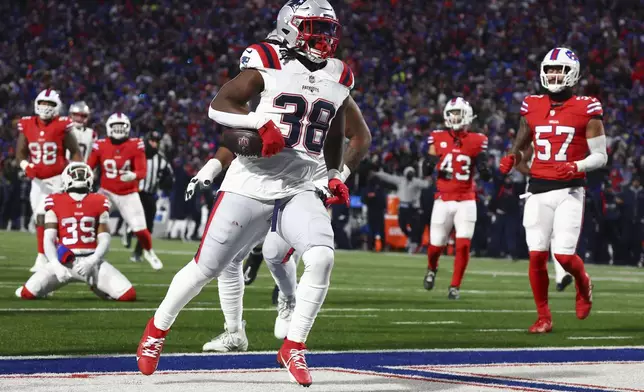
[69,101,90,126]
[275,0,341,63]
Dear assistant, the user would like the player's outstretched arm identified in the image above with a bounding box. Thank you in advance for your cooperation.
[185,147,235,201]
[64,132,82,162]
[342,96,372,178]
[576,119,607,172]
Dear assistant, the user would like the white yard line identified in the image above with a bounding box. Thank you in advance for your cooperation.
[567,336,634,340]
[392,321,461,325]
[318,314,378,318]
[475,329,525,332]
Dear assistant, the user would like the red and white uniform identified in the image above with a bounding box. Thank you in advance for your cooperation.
[45,193,111,254]
[18,115,73,214]
[428,130,487,245]
[88,138,148,231]
[521,94,603,254]
[18,192,133,299]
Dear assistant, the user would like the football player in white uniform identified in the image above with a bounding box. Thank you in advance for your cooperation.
[190,92,371,351]
[68,101,96,162]
[137,1,353,386]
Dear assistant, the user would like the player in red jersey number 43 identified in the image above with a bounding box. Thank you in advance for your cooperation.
[423,97,491,300]
[500,47,607,333]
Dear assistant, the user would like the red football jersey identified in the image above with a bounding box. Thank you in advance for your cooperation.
[428,130,488,201]
[521,94,603,181]
[18,116,73,179]
[88,138,146,195]
[44,193,110,251]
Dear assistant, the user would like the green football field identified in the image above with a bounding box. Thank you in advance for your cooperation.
[1,230,643,356]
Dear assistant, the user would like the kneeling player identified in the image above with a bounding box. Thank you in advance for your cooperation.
[15,162,136,301]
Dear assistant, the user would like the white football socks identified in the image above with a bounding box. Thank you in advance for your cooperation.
[287,246,334,343]
[154,260,211,330]
[217,261,245,333]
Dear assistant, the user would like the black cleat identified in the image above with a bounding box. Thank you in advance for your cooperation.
[243,246,264,285]
[448,286,460,300]
[423,269,437,291]
[556,274,573,292]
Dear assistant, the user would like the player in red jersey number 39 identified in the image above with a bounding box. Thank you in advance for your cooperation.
[500,47,607,333]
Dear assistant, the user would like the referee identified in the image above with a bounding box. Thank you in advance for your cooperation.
[129,131,174,262]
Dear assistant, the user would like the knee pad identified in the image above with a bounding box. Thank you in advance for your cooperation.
[301,246,334,286]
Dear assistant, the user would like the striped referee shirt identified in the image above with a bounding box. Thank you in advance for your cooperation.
[139,153,173,194]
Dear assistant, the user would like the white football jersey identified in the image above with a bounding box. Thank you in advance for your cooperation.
[67,126,96,162]
[219,42,354,200]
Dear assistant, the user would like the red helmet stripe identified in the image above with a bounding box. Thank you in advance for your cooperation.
[45,89,51,97]
[550,48,560,60]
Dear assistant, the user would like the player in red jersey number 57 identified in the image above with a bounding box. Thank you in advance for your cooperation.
[500,47,607,333]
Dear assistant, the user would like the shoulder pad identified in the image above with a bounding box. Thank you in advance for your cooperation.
[478,134,489,150]
[240,43,282,71]
[520,95,544,115]
[96,194,111,211]
[326,59,354,89]
[427,130,445,145]
[576,96,604,117]
[92,139,103,151]
[134,138,145,150]
[43,196,56,212]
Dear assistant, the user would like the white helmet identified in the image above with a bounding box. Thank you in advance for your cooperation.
[443,97,475,131]
[62,162,93,192]
[540,47,580,93]
[34,89,62,120]
[69,101,90,126]
[106,112,131,140]
[275,0,341,63]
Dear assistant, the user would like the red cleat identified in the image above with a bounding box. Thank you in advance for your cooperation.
[576,274,593,320]
[277,339,312,387]
[136,318,169,375]
[528,318,553,334]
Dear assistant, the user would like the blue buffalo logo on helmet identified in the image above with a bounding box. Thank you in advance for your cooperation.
[565,50,579,62]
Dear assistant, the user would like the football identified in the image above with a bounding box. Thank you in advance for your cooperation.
[221,128,263,157]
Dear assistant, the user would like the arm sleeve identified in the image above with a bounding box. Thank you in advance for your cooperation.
[93,232,111,261]
[98,210,110,224]
[576,135,608,172]
[44,209,58,223]
[43,228,60,264]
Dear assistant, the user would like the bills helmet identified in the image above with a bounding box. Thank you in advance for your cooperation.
[540,47,580,93]
[62,162,94,192]
[106,112,131,140]
[443,97,475,131]
[34,89,62,120]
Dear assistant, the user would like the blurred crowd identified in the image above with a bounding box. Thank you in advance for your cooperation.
[0,0,642,264]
